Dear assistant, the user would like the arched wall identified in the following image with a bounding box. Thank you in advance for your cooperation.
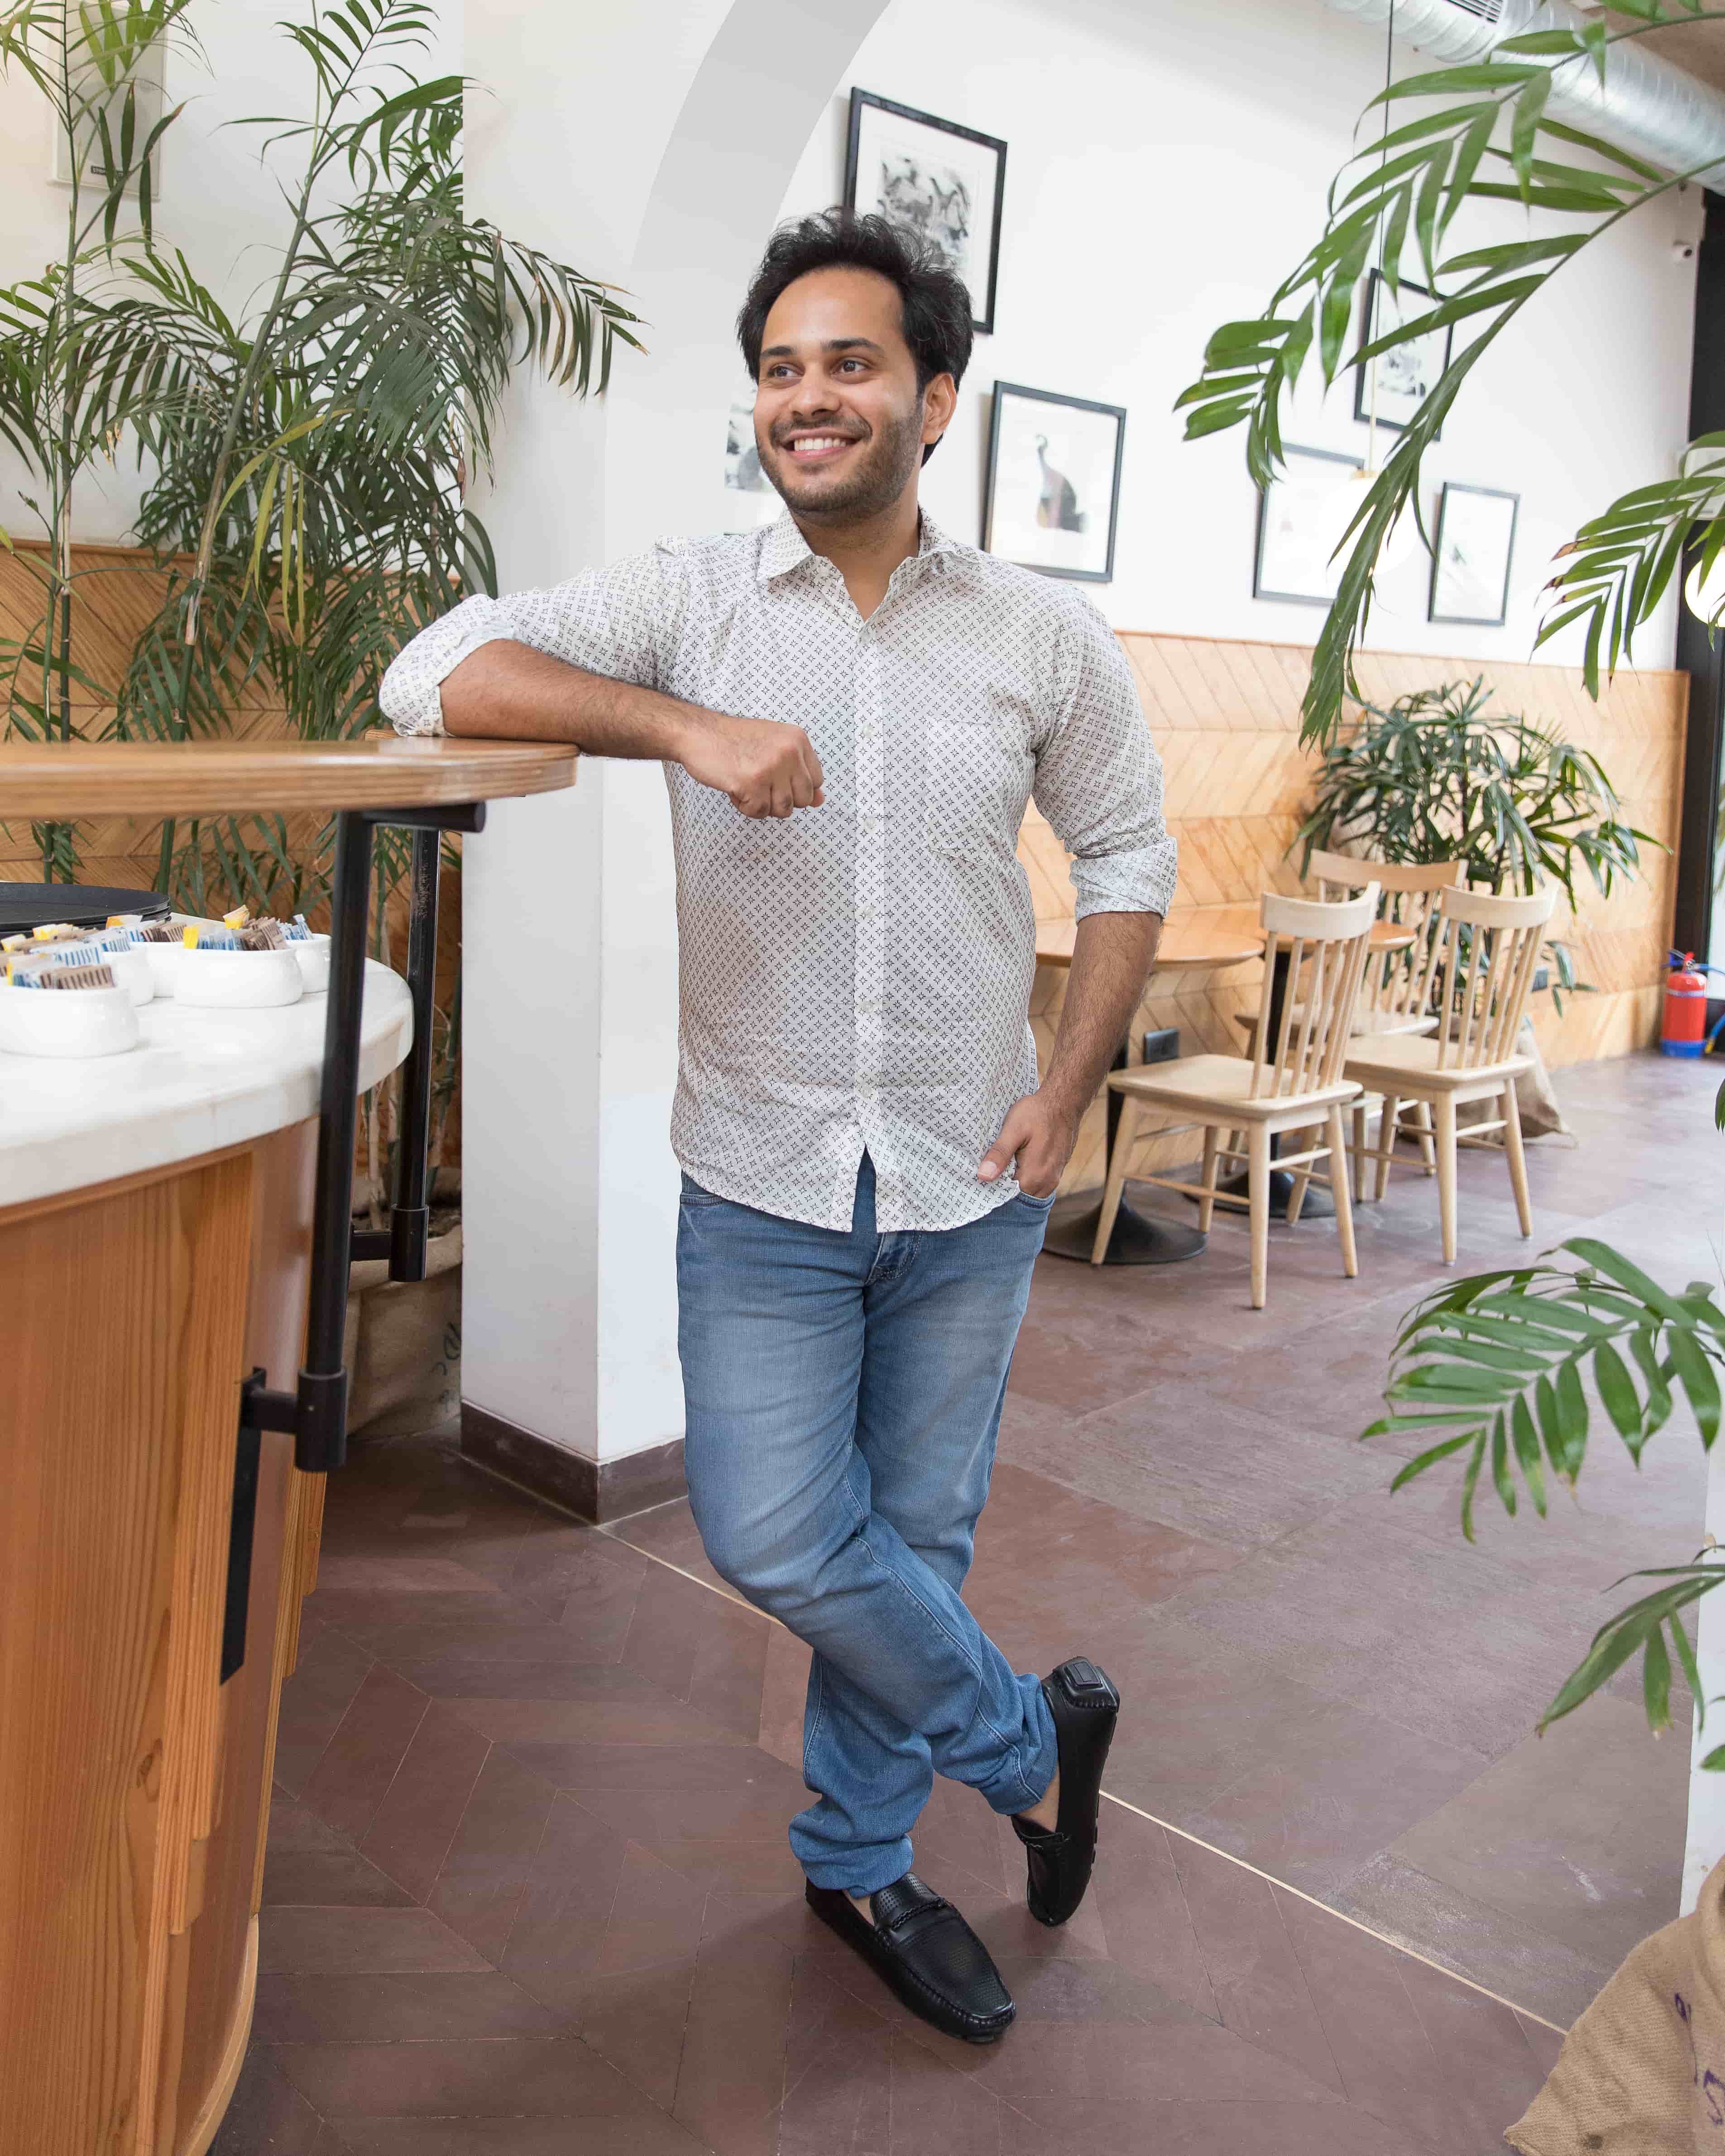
[459,0,890,1494]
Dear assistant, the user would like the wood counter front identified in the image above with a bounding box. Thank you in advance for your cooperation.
[0,1123,320,2156]
[0,735,581,2156]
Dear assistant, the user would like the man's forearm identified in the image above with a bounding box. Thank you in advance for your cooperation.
[1042,910,1163,1118]
[441,639,697,758]
[436,638,824,818]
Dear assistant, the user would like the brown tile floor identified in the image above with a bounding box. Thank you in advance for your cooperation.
[220,1052,1718,2154]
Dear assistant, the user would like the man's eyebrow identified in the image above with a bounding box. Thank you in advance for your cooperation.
[758,336,887,359]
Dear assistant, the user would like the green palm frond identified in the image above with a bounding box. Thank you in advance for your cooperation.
[1175,7,1723,744]
[1367,1236,1725,1746]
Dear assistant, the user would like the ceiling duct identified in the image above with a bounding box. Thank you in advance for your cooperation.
[1322,0,1725,190]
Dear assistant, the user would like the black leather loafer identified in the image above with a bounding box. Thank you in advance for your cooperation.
[1012,1656,1121,1927]
[805,1873,1015,2043]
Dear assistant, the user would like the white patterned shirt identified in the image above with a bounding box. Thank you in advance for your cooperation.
[379,512,1176,1233]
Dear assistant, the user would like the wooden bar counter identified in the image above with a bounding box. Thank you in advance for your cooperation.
[0,738,575,2156]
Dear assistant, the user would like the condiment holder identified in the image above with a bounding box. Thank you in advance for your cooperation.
[0,982,140,1058]
[172,944,304,1009]
[289,933,331,994]
[105,945,155,1007]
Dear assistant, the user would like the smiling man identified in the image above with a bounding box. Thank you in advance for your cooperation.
[380,210,1174,2044]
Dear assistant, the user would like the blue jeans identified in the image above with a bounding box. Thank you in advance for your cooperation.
[676,1155,1059,1895]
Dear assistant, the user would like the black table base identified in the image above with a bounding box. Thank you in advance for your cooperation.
[1191,1162,1337,1222]
[1041,1187,1207,1266]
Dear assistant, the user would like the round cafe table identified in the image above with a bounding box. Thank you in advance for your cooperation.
[1034,915,1261,1265]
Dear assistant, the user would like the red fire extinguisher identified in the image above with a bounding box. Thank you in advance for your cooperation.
[1662,951,1711,1058]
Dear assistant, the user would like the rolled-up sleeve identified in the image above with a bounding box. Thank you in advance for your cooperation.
[1031,598,1178,919]
[379,542,689,737]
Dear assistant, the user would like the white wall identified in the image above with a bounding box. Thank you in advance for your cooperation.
[770,0,1696,669]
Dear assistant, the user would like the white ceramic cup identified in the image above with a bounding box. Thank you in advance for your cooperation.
[0,982,141,1057]
[172,946,304,1009]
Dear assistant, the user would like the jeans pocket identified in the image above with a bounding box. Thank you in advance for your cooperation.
[1014,1187,1057,1211]
[679,1175,729,1210]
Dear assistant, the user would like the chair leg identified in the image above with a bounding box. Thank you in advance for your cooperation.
[1090,1098,1139,1264]
[1375,1098,1399,1202]
[1502,1080,1532,1238]
[1248,1122,1271,1311]
[1327,1105,1358,1279]
[1414,1099,1437,1176]
[1352,1103,1367,1202]
[1433,1094,1458,1264]
[1198,1123,1221,1233]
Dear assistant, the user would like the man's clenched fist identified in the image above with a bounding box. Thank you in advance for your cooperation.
[678,710,825,819]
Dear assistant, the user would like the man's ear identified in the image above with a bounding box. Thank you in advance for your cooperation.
[921,372,958,451]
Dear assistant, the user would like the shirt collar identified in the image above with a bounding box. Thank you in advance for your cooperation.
[756,509,960,583]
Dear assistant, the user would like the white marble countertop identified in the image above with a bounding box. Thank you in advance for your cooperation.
[0,960,412,1209]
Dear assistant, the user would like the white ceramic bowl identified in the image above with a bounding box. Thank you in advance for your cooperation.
[0,982,140,1057]
[172,945,304,1010]
[134,917,225,999]
[289,934,330,994]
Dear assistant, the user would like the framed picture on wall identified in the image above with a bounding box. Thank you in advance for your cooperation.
[844,90,1007,335]
[1429,482,1519,626]
[983,381,1126,583]
[1253,443,1363,606]
[721,384,782,531]
[1354,270,1452,435]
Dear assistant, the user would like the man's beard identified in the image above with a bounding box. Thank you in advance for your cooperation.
[760,403,925,521]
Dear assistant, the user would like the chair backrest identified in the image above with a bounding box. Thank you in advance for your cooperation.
[1430,884,1558,1070]
[1306,851,1465,1021]
[1248,885,1379,1101]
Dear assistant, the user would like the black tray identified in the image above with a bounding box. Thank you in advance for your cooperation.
[0,881,171,934]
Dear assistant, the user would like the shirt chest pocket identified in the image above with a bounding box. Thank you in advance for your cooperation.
[924,717,1033,860]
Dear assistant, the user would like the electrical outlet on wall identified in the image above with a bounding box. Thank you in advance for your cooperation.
[1141,1027,1180,1065]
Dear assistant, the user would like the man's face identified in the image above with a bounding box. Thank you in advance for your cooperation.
[753,266,953,522]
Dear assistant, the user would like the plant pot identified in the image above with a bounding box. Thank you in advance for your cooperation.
[342,1209,461,1436]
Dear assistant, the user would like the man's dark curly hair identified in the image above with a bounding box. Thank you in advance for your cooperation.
[736,209,973,464]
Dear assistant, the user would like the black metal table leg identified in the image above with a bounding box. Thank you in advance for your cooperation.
[1040,1037,1208,1266]
[243,799,485,1480]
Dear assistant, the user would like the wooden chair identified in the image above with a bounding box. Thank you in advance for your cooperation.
[1235,854,1463,1190]
[1342,884,1557,1262]
[1092,887,1377,1310]
[1313,852,1462,1188]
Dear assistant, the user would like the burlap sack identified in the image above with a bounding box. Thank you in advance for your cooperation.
[1507,1856,1725,2153]
[1458,1018,1576,1145]
[342,1219,462,1436]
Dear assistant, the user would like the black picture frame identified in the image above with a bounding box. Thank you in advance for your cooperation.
[1252,442,1362,607]
[1428,482,1519,627]
[1353,269,1453,437]
[982,381,1126,584]
[843,89,1007,336]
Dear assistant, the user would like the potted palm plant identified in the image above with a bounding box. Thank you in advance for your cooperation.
[1300,676,1658,1134]
[0,0,640,1431]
